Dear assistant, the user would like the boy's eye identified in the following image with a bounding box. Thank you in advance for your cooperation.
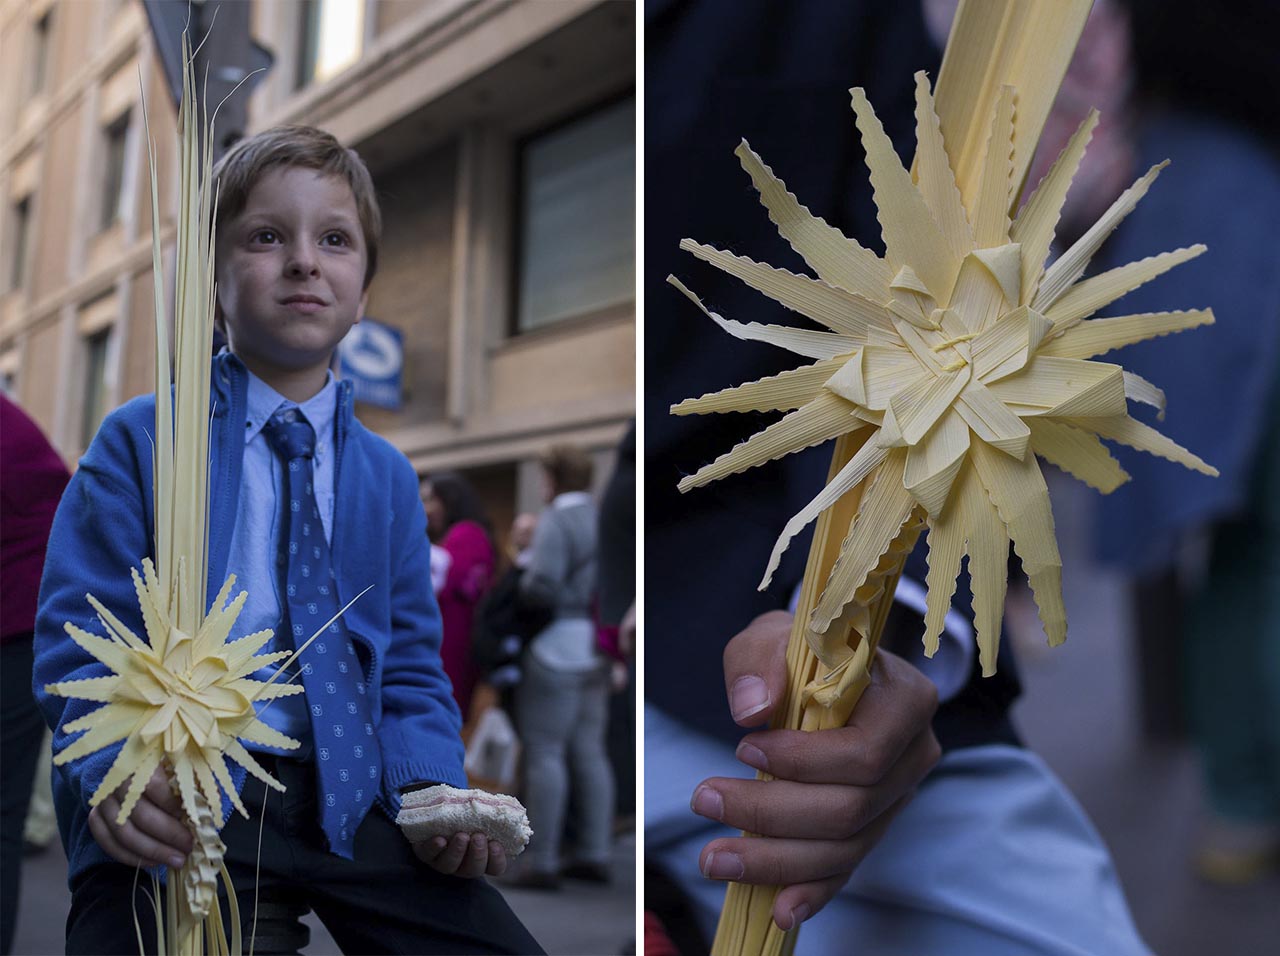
[251,229,279,244]
[322,231,351,248]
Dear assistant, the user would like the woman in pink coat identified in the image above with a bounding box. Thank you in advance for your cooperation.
[422,471,495,720]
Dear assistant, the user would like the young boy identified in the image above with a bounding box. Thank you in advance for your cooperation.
[34,126,543,955]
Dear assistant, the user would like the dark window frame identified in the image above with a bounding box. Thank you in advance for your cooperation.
[508,87,636,338]
[295,0,322,90]
[81,326,113,449]
[10,196,31,291]
[295,0,364,90]
[100,111,131,231]
[31,11,51,97]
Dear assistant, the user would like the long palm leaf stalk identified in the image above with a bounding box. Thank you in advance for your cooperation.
[45,34,302,956]
[671,2,1217,953]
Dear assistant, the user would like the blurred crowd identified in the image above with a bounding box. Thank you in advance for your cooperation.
[422,435,637,895]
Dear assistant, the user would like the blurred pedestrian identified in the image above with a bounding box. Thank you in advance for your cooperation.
[511,513,537,561]
[597,423,636,827]
[423,471,496,721]
[472,513,543,705]
[1,394,70,956]
[1185,382,1280,881]
[22,732,56,854]
[511,445,613,890]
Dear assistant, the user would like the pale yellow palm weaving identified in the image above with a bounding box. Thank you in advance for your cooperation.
[672,31,1214,697]
[43,36,304,956]
[670,2,1217,955]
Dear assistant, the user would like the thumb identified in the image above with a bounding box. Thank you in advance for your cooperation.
[723,610,792,727]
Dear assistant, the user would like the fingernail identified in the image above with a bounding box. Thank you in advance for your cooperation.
[473,833,487,849]
[735,740,768,771]
[168,855,185,869]
[702,851,744,880]
[432,837,447,851]
[730,676,770,721]
[788,903,811,928]
[690,785,723,821]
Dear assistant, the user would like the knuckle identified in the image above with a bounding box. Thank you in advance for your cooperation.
[835,792,870,838]
[918,675,940,714]
[896,659,938,711]
[754,609,793,633]
[883,651,939,711]
[854,738,894,782]
[838,837,869,877]
[924,731,942,767]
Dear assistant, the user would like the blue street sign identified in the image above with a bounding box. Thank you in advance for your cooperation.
[338,318,403,410]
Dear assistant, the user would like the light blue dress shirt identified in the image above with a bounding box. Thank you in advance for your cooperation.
[227,369,338,757]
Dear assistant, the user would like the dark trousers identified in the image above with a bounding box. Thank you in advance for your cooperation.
[1,637,45,956]
[66,755,544,955]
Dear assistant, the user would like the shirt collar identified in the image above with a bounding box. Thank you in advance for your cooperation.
[243,368,337,451]
[551,491,592,510]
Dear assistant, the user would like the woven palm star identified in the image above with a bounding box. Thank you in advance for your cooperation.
[672,73,1216,674]
[46,558,303,829]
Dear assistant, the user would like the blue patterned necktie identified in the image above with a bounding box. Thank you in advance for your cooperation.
[263,407,380,859]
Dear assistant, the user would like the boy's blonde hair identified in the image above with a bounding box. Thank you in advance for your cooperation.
[212,125,382,289]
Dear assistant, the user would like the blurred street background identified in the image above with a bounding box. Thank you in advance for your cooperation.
[1014,477,1280,956]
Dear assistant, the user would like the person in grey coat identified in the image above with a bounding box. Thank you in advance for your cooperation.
[513,445,614,888]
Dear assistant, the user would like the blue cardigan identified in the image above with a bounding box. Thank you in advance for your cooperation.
[33,353,465,885]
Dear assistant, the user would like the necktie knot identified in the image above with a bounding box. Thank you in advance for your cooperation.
[263,408,316,462]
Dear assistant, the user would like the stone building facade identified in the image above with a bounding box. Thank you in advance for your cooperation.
[0,0,635,544]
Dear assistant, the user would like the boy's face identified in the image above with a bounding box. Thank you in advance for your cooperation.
[216,167,367,391]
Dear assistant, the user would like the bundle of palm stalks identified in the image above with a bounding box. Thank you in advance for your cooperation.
[44,35,303,956]
[670,1,1216,953]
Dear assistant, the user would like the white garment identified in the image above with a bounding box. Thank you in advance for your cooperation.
[429,546,452,595]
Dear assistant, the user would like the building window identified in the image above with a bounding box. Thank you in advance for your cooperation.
[81,328,113,448]
[296,0,365,90]
[10,197,31,291]
[101,112,130,230]
[514,94,635,334]
[31,11,51,96]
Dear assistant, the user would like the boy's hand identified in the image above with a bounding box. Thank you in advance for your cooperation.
[692,610,941,932]
[413,832,508,878]
[87,766,193,870]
